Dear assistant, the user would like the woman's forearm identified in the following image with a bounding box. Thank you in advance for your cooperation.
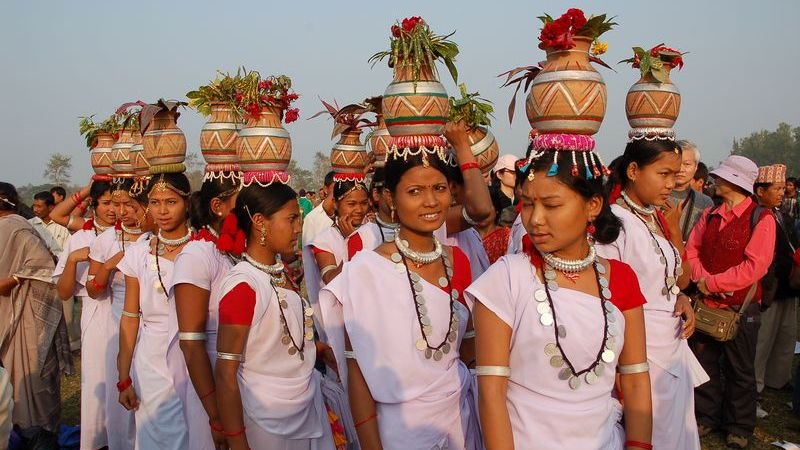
[347,359,382,450]
[215,363,248,450]
[478,379,514,450]
[180,342,219,421]
[56,258,78,301]
[117,317,139,381]
[620,372,653,447]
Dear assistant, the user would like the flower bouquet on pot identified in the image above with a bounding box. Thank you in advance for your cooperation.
[500,8,616,133]
[370,16,457,146]
[80,114,122,181]
[137,99,188,175]
[448,83,499,175]
[310,99,374,181]
[187,69,247,176]
[620,44,685,139]
[235,72,300,186]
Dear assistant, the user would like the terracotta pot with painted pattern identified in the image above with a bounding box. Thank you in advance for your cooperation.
[466,127,500,175]
[200,102,241,171]
[111,128,138,178]
[331,130,368,177]
[237,106,292,174]
[382,63,449,137]
[369,106,391,167]
[90,132,116,176]
[142,110,187,174]
[625,66,681,129]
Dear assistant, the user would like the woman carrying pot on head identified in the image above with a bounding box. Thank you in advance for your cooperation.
[116,173,195,449]
[51,179,116,232]
[319,143,481,450]
[169,173,240,450]
[596,139,703,450]
[213,182,335,450]
[468,142,652,449]
[83,179,152,450]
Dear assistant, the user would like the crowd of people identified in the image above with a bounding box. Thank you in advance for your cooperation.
[0,125,797,450]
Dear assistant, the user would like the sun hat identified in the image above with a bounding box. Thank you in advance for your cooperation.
[710,155,759,194]
[494,154,518,173]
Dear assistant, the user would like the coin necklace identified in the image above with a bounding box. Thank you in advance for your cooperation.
[620,192,683,300]
[542,245,596,284]
[392,244,459,361]
[259,268,315,361]
[537,259,617,390]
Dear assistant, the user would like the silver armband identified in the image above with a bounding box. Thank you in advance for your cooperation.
[617,362,650,375]
[121,310,140,319]
[178,332,207,341]
[217,352,244,362]
[462,207,478,226]
[475,365,510,377]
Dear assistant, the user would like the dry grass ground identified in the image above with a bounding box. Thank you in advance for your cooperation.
[60,355,800,449]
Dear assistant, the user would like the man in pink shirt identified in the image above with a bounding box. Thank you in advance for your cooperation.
[686,155,776,449]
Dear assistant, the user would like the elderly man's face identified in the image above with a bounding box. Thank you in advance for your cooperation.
[675,150,698,188]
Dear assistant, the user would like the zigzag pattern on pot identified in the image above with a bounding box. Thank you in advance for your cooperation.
[626,91,680,116]
[531,82,606,117]
[239,136,291,162]
[200,130,238,150]
[382,95,448,119]
[332,149,367,166]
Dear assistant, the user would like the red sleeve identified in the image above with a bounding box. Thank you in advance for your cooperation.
[607,260,647,312]
[310,245,332,256]
[347,233,363,261]
[218,282,257,326]
[447,247,472,307]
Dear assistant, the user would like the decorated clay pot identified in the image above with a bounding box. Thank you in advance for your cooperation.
[382,63,449,137]
[527,37,607,135]
[625,66,681,129]
[111,128,138,177]
[237,106,292,174]
[142,110,187,174]
[200,102,241,169]
[90,132,116,175]
[369,108,391,167]
[467,127,500,175]
[331,130,368,178]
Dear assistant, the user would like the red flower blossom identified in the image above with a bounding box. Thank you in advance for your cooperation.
[284,92,299,102]
[216,214,245,256]
[401,16,424,33]
[391,25,401,38]
[564,8,587,30]
[632,53,641,68]
[539,18,574,50]
[235,91,243,104]
[258,79,272,91]
[284,108,300,123]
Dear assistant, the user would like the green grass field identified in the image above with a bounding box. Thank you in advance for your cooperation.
[60,356,800,449]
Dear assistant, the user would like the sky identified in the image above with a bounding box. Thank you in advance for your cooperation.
[1,0,798,187]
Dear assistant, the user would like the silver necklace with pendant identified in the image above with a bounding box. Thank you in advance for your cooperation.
[266,275,314,361]
[535,259,618,390]
[393,246,459,361]
[157,228,193,256]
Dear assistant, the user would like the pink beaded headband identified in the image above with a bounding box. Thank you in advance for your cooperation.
[521,133,610,181]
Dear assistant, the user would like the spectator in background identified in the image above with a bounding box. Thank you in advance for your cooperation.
[29,191,70,258]
[686,155,776,449]
[669,140,714,243]
[307,190,317,206]
[298,188,313,218]
[489,154,517,221]
[753,165,798,400]
[49,186,66,205]
[691,162,710,193]
[780,176,798,221]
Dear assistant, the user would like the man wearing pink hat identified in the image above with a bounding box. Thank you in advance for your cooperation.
[685,155,777,449]
[489,154,518,220]
[753,164,798,401]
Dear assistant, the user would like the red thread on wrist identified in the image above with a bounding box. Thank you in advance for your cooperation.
[625,441,653,450]
[223,427,246,437]
[208,420,223,433]
[90,278,106,291]
[354,413,377,428]
[460,162,480,172]
[198,388,215,400]
[116,377,132,392]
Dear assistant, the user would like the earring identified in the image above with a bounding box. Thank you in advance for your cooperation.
[259,225,267,247]
[586,220,597,242]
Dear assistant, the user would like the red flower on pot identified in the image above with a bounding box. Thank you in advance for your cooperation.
[401,16,424,33]
[391,25,401,37]
[284,108,300,123]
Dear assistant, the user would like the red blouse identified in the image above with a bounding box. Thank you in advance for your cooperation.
[218,282,257,326]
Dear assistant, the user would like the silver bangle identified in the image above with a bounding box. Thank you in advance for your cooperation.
[463,330,476,339]
[121,310,140,319]
[475,365,510,377]
[178,332,207,341]
[320,264,338,279]
[217,352,244,362]
[617,362,650,375]
[67,215,74,230]
[344,350,357,359]
[461,207,478,226]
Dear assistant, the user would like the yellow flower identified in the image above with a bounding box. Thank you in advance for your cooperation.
[591,41,608,56]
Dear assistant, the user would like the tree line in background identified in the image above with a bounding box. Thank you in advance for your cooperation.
[15,122,798,205]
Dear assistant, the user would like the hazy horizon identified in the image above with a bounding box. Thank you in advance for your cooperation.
[2,0,798,187]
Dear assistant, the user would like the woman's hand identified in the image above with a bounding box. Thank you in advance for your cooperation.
[444,121,470,151]
[69,247,90,264]
[338,213,358,238]
[209,423,228,450]
[674,294,695,339]
[119,384,140,411]
[316,341,339,377]
[661,199,684,237]
[104,251,125,272]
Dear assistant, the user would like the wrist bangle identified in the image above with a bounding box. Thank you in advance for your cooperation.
[461,207,479,226]
[625,441,653,450]
[320,264,338,279]
[460,162,480,172]
[209,420,223,433]
[354,413,377,428]
[223,426,246,437]
[72,193,83,204]
[116,377,133,392]
[10,275,21,287]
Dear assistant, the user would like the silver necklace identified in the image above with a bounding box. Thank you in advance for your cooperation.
[121,224,142,236]
[620,190,656,216]
[157,228,193,255]
[395,235,443,266]
[542,245,596,274]
[205,225,219,239]
[627,211,683,300]
[243,252,286,284]
[392,247,460,361]
[94,219,111,235]
[536,260,619,390]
